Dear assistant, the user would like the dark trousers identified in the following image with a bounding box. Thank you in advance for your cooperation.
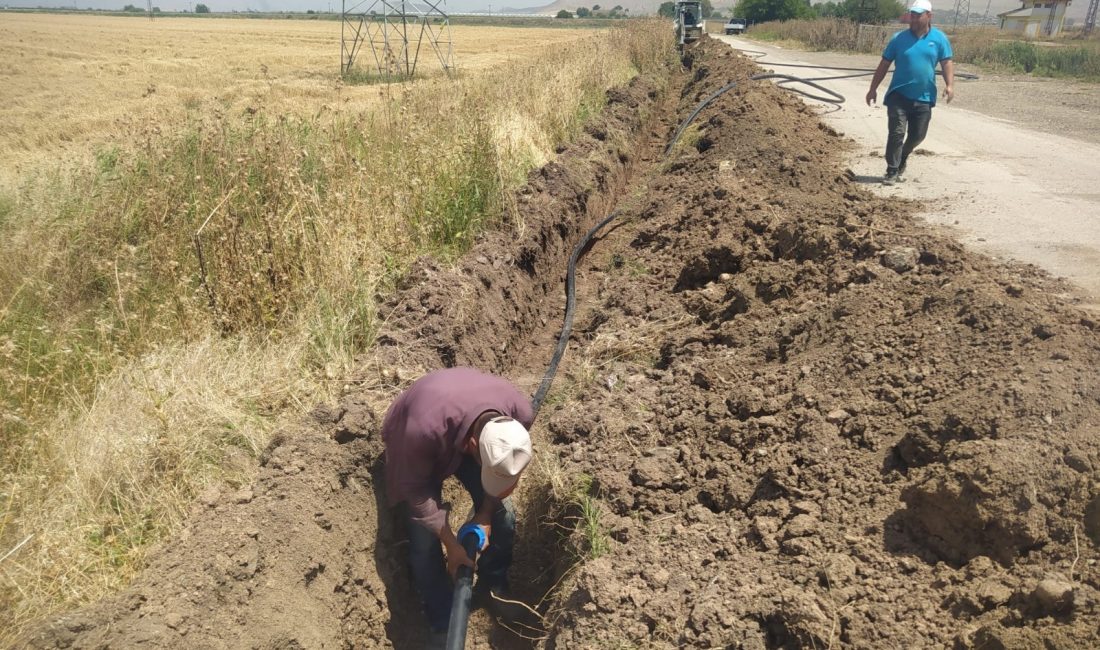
[405,455,516,632]
[885,93,932,173]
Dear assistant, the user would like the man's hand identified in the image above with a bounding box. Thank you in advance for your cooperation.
[444,537,475,578]
[943,84,954,104]
[471,495,500,551]
[866,58,891,108]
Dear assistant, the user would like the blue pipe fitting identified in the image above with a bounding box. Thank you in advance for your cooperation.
[457,522,487,551]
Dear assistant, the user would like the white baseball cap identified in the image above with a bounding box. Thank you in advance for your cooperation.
[478,416,533,497]
[909,0,932,13]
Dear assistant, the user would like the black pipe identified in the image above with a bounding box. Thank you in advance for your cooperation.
[445,526,483,650]
[531,209,621,416]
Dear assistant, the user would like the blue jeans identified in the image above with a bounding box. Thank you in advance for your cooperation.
[885,93,932,173]
[405,455,516,632]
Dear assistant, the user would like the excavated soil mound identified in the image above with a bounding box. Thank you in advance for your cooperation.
[23,35,1100,650]
[538,38,1100,648]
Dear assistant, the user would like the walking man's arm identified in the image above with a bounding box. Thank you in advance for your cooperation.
[866,58,892,106]
[941,58,955,103]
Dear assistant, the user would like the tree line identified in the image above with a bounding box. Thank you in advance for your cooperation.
[651,0,904,24]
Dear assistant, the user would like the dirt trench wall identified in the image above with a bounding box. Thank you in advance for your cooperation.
[22,73,669,650]
[537,38,1100,648]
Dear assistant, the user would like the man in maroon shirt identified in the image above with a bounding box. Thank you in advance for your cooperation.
[382,367,534,639]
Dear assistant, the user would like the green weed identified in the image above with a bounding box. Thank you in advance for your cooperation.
[571,473,610,560]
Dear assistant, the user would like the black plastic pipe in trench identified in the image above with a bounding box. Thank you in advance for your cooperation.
[444,528,483,650]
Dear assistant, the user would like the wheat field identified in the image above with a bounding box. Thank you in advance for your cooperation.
[0,13,596,185]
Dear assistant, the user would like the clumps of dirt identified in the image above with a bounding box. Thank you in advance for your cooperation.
[538,36,1100,648]
[22,73,670,649]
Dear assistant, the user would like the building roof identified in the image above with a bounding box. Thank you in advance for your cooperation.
[998,7,1036,17]
[997,0,1072,16]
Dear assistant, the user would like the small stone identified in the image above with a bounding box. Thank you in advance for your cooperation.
[233,488,254,504]
[965,556,996,577]
[1033,323,1056,340]
[1064,452,1091,473]
[165,612,184,629]
[976,580,1013,608]
[880,247,920,273]
[199,486,221,508]
[643,567,670,588]
[825,409,850,424]
[791,500,822,518]
[781,536,816,556]
[785,514,818,538]
[818,554,858,586]
[1032,578,1074,614]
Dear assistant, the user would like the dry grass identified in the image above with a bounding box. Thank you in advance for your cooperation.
[948,26,1100,78]
[0,14,598,187]
[747,17,864,52]
[748,18,1100,79]
[0,17,675,643]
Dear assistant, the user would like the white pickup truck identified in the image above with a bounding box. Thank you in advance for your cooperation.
[724,18,747,35]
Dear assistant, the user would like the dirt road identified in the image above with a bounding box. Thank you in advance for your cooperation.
[716,34,1100,308]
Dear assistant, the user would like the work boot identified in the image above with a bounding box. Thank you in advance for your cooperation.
[896,165,907,182]
[882,170,898,186]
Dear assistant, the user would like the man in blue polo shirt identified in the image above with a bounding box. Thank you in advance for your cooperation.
[865,0,955,185]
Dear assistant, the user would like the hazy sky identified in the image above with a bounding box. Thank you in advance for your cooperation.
[2,0,553,12]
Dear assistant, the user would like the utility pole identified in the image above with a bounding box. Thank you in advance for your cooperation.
[951,0,971,28]
[1085,0,1098,36]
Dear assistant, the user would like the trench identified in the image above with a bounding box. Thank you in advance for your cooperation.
[365,63,689,650]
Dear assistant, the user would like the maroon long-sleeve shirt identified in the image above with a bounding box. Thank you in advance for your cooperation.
[382,367,534,533]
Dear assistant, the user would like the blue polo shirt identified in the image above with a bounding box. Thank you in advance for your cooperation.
[882,27,953,106]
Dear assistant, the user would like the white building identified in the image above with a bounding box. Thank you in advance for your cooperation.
[998,0,1072,37]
